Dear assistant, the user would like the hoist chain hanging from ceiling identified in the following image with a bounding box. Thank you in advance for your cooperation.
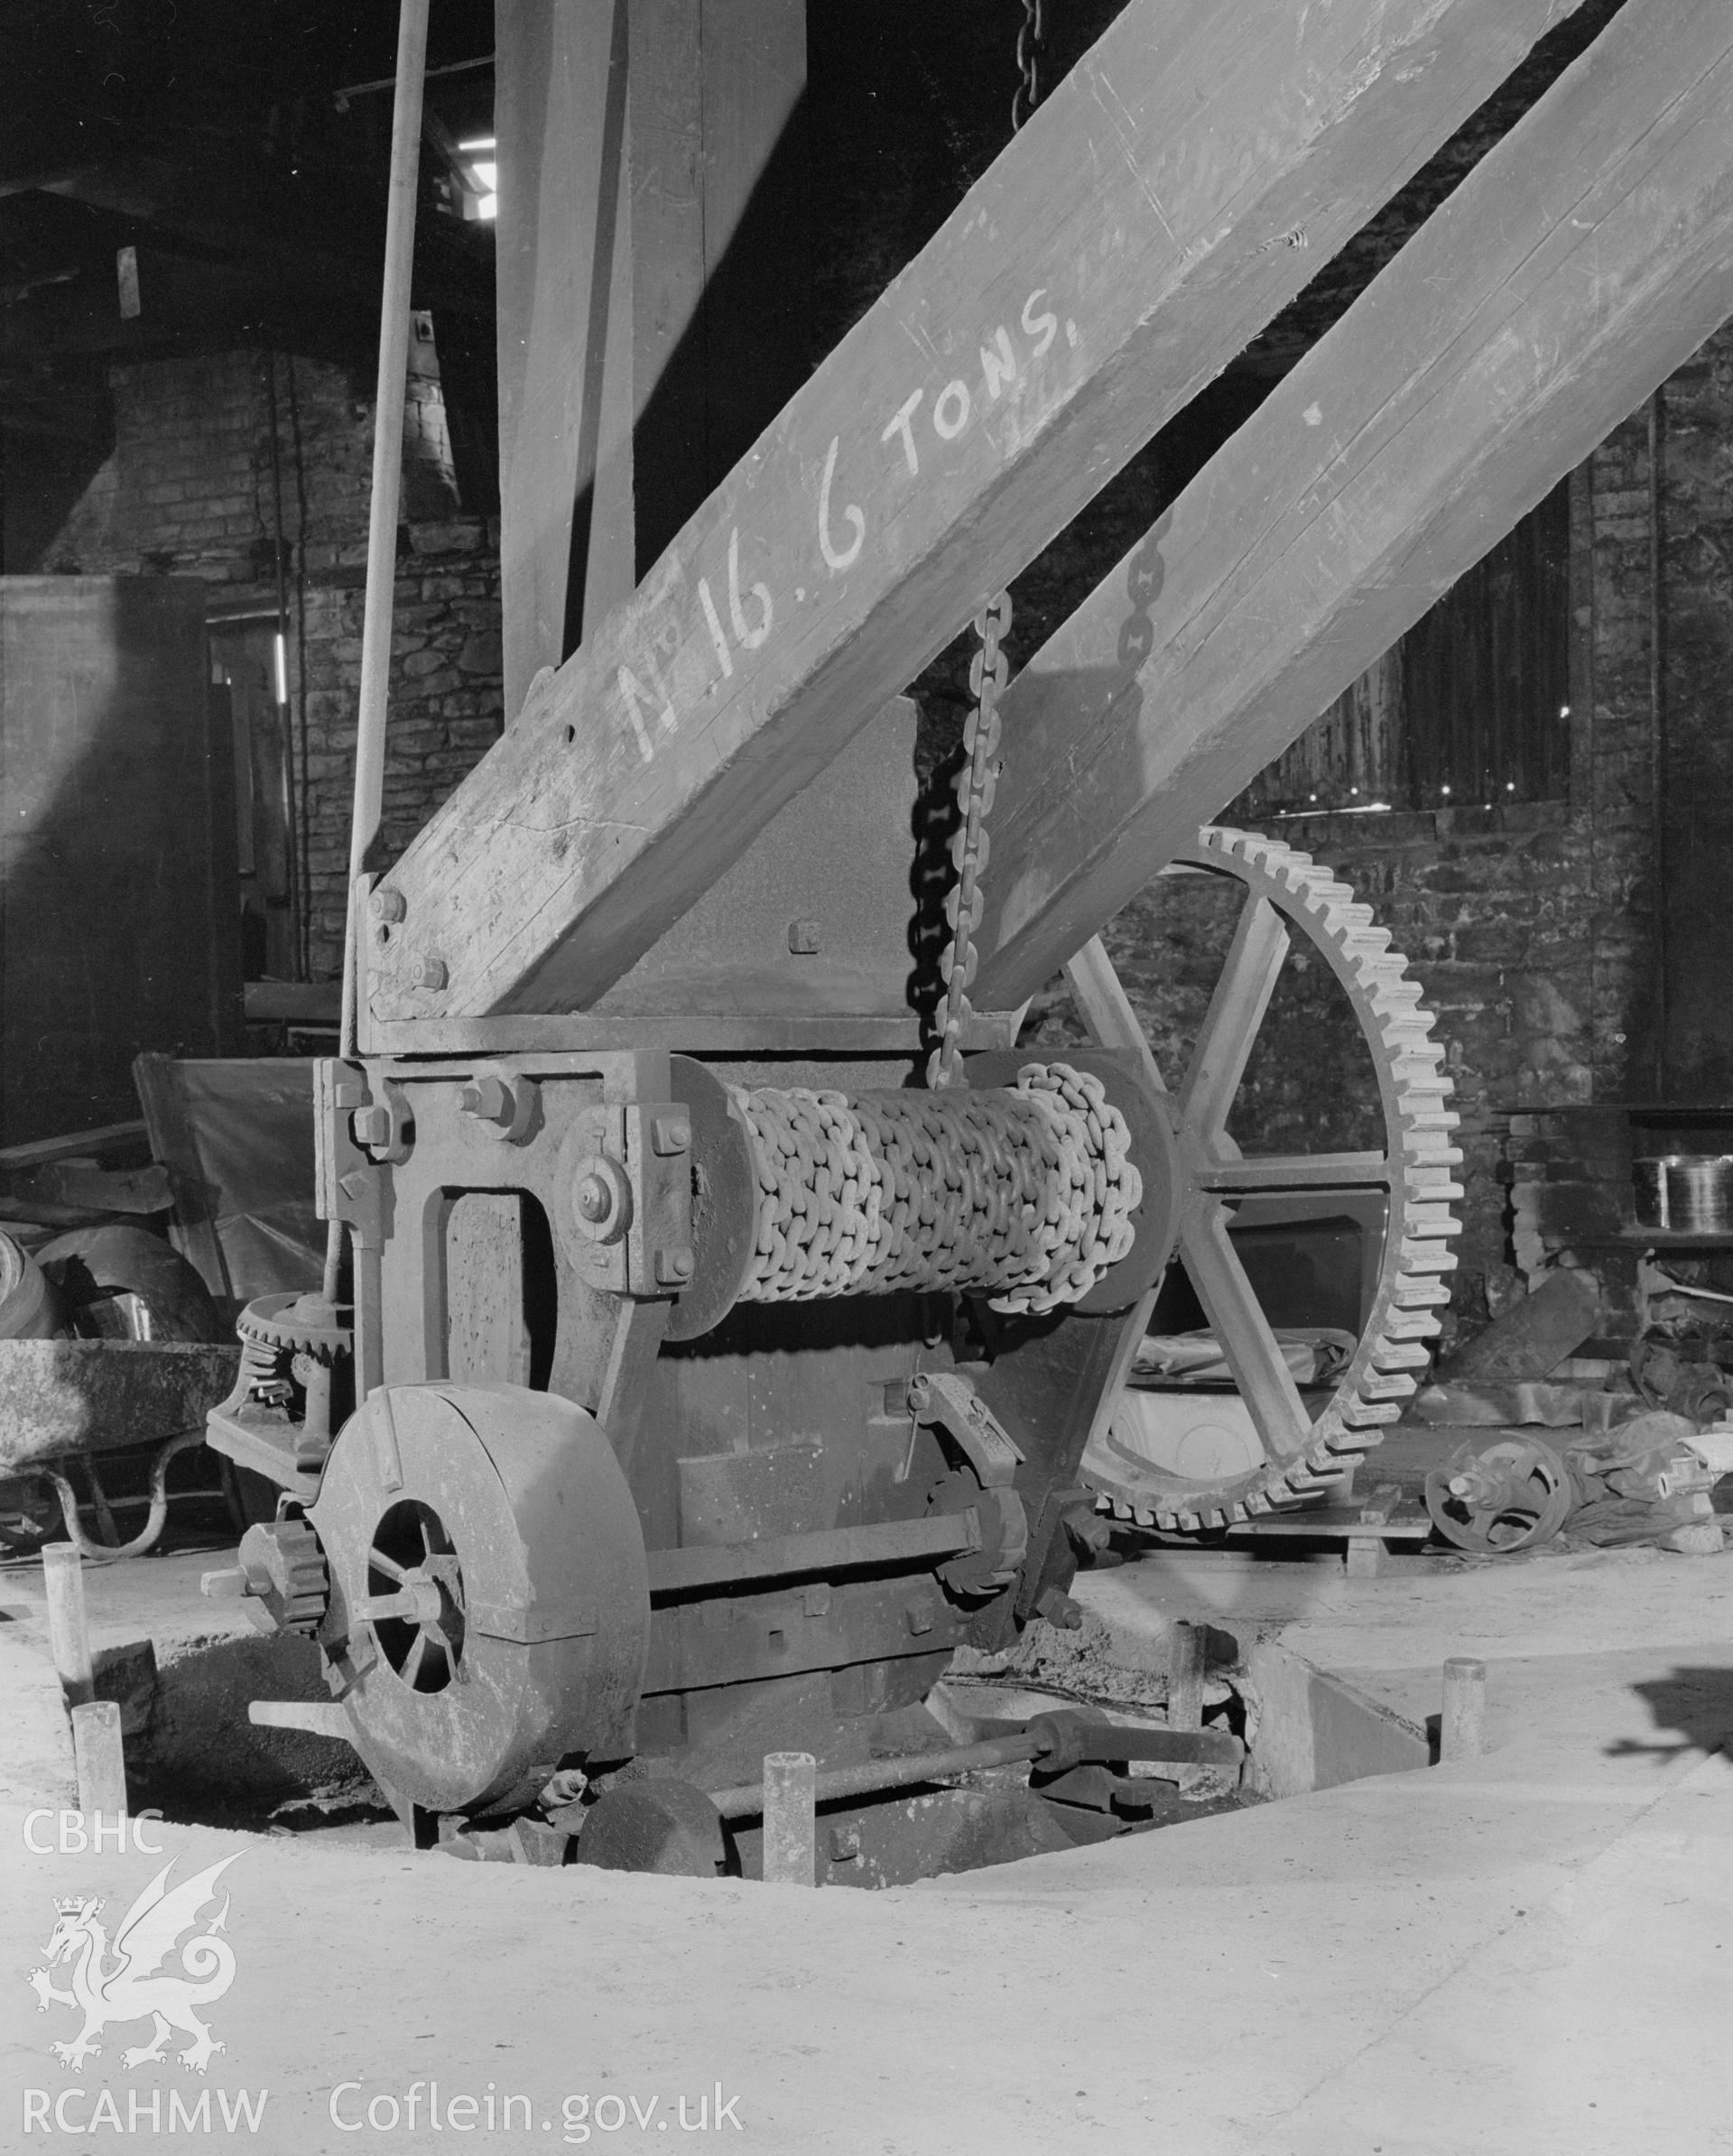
[928,592,1011,1089]
[929,0,1045,1091]
[1013,0,1044,133]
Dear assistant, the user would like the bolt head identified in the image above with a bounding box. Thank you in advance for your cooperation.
[411,952,448,992]
[461,1075,512,1124]
[352,1105,390,1147]
[369,888,407,924]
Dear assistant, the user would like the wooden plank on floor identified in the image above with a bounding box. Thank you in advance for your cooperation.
[973,0,1733,1006]
[374,0,1581,1022]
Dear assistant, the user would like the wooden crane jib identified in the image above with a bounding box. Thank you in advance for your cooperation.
[357,0,1722,1040]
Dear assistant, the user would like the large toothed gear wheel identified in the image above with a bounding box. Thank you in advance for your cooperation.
[1081,826,1461,1531]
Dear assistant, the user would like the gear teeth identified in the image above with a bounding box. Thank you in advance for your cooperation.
[1383,1308,1444,1341]
[1340,1400,1401,1428]
[1083,823,1463,1536]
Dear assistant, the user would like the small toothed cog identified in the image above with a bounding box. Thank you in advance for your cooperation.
[237,1290,354,1365]
[238,1516,329,1633]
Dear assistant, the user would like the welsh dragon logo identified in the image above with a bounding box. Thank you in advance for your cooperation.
[26,1856,240,2075]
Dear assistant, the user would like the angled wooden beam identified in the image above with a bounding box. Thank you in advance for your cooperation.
[974,0,1733,1008]
[371,0,1581,1023]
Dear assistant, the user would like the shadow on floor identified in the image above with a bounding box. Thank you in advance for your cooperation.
[1609,1666,1733,1763]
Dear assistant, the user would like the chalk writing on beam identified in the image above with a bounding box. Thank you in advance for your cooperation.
[617,658,679,763]
[697,579,733,680]
[727,526,773,649]
[818,436,866,572]
[626,283,1076,764]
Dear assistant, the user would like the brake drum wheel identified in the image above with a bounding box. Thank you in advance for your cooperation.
[308,1384,650,1819]
[1082,826,1463,1531]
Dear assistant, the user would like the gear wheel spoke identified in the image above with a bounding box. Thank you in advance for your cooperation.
[1177,1197,1311,1456]
[1178,893,1291,1146]
[1081,824,1461,1531]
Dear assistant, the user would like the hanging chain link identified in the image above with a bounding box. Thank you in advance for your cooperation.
[1013,0,1044,133]
[727,1064,1141,1315]
[928,5,1044,1090]
[927,591,1010,1089]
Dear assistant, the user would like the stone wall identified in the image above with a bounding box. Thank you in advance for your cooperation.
[38,345,502,978]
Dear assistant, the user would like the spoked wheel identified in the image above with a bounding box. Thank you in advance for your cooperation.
[361,1501,467,1693]
[308,1384,651,1818]
[1424,1435,1575,1554]
[1081,826,1463,1530]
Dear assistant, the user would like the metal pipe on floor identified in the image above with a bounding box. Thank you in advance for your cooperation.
[708,1718,1244,1822]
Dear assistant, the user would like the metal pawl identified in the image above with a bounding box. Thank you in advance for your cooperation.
[906,1370,1024,1487]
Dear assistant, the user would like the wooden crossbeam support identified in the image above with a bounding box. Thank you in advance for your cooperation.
[495,1,808,719]
[974,0,1733,1007]
[372,0,1580,1024]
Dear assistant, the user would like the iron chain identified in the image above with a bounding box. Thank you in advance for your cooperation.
[727,1064,1141,1314]
[928,591,1010,1089]
[1013,0,1044,133]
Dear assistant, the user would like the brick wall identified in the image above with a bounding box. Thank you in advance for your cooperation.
[40,346,503,977]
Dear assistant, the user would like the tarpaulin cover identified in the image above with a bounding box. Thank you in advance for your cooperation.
[133,1054,322,1306]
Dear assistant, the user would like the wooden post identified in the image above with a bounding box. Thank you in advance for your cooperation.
[71,1700,126,1816]
[761,1751,816,1885]
[42,1544,94,1707]
[496,0,809,717]
[1441,1658,1487,1762]
[374,0,1576,1022]
[338,0,427,1062]
[1168,1622,1204,1733]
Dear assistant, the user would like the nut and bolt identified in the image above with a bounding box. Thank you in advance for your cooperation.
[1035,1587,1084,1631]
[352,1105,392,1148]
[369,890,407,924]
[786,919,821,955]
[576,1174,613,1225]
[654,1246,695,1285]
[410,952,448,992]
[460,1075,514,1125]
[650,1115,691,1156]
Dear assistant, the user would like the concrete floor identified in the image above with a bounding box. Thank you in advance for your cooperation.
[2,1539,1730,2155]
